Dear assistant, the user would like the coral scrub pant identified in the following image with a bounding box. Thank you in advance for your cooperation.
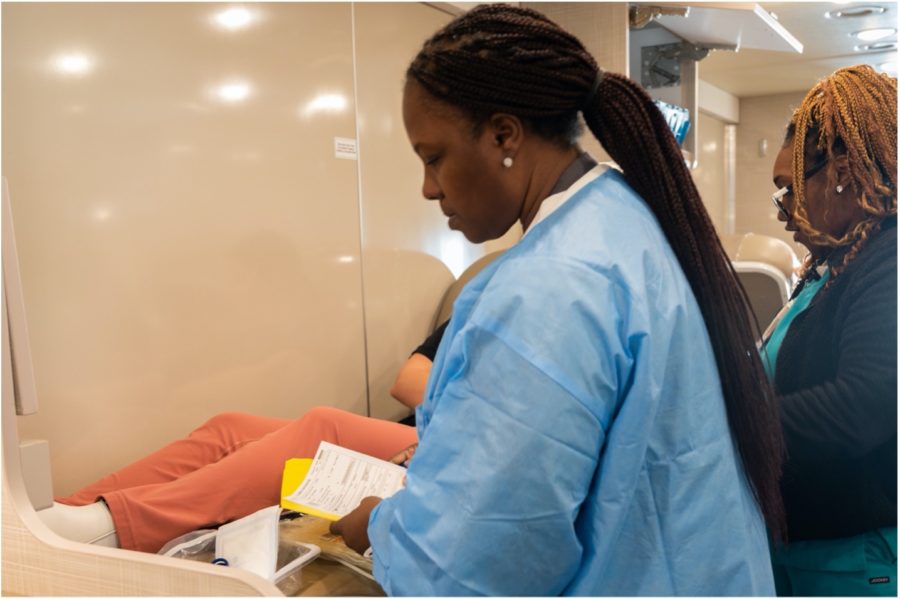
[58,407,418,553]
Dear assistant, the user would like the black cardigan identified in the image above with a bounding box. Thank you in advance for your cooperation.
[776,217,897,541]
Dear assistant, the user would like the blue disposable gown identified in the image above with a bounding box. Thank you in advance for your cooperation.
[368,168,775,596]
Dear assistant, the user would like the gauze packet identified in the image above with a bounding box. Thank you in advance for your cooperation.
[215,505,281,579]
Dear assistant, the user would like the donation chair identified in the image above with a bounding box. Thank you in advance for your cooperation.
[725,233,799,330]
[431,250,505,331]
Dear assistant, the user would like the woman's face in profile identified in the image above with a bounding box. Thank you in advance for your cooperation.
[772,143,818,251]
[401,81,522,243]
[772,141,861,253]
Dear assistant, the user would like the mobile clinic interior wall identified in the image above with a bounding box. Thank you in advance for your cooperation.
[2,2,517,495]
[8,1,816,499]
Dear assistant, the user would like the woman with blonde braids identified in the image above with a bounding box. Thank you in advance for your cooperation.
[764,64,897,596]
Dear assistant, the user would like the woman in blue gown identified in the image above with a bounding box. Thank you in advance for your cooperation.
[333,5,786,595]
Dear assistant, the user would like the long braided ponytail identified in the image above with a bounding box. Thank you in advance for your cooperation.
[408,3,786,537]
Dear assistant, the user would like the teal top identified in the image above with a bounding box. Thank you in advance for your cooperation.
[759,267,830,382]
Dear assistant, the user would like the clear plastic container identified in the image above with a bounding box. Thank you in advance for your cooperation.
[159,527,320,595]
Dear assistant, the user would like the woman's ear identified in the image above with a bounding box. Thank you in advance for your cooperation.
[488,113,524,153]
[824,152,867,233]
[832,153,853,188]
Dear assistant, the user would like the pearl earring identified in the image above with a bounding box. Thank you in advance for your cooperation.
[502,156,513,168]
[836,185,844,194]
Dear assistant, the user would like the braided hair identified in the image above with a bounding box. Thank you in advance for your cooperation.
[786,65,897,284]
[408,3,786,537]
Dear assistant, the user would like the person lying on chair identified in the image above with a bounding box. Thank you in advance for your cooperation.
[38,323,447,553]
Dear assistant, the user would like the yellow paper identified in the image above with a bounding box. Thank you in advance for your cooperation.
[280,458,342,521]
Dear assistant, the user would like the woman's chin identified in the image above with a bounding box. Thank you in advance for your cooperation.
[461,230,486,243]
[788,231,815,254]
[453,219,512,244]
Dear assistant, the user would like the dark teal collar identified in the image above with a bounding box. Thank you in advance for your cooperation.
[548,152,598,197]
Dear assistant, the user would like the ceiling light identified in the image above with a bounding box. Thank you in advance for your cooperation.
[854,28,897,41]
[855,41,898,52]
[880,60,898,74]
[826,5,888,18]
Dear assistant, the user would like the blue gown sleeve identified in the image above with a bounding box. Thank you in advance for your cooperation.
[367,257,636,596]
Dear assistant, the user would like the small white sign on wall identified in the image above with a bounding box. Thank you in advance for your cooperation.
[334,137,358,160]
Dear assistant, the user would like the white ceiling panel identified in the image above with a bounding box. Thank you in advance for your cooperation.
[652,3,803,52]
[697,2,897,97]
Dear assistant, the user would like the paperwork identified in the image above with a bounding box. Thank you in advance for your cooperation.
[281,441,406,521]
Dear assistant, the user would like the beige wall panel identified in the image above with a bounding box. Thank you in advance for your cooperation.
[735,91,809,258]
[691,111,728,235]
[525,2,629,75]
[355,3,523,422]
[523,2,629,163]
[3,3,368,495]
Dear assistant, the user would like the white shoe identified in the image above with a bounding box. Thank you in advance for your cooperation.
[37,501,119,547]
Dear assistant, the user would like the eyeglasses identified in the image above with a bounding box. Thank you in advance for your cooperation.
[771,157,829,220]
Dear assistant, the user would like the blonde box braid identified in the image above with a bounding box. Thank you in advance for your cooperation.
[789,65,897,283]
[408,3,786,538]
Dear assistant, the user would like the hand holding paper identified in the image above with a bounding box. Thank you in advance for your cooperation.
[329,496,381,554]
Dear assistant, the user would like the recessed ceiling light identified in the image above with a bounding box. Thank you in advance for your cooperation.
[880,61,897,74]
[855,41,898,52]
[854,27,897,41]
[826,5,888,19]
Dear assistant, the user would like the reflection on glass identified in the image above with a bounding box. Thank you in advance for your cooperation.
[337,255,354,264]
[215,82,252,103]
[300,93,348,118]
[213,7,255,30]
[168,143,194,154]
[53,53,93,75]
[92,207,112,222]
[231,150,261,162]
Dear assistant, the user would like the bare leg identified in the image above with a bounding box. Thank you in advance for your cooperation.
[59,412,289,505]
[101,407,417,552]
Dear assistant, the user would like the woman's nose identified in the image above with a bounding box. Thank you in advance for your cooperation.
[422,175,442,201]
